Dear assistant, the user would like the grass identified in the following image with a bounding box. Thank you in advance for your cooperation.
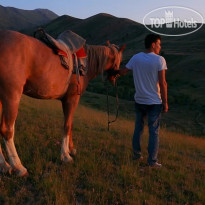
[0,93,205,205]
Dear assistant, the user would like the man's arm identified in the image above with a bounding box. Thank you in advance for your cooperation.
[118,67,130,76]
[158,69,168,113]
[109,67,130,78]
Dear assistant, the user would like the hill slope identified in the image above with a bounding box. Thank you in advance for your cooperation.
[37,14,83,38]
[0,94,204,204]
[0,5,58,30]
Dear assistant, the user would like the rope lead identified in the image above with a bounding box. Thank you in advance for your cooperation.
[106,80,119,131]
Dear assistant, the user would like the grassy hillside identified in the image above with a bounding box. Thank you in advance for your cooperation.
[0,93,204,204]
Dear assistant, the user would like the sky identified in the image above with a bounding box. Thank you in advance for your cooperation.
[0,0,205,24]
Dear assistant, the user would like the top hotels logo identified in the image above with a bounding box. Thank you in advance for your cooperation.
[143,6,204,36]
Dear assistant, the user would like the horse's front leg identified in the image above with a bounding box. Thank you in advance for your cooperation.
[0,135,12,174]
[61,95,80,163]
[0,147,12,174]
[0,97,28,177]
[60,107,74,163]
[0,98,12,174]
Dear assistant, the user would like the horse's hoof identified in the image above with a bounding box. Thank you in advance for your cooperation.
[16,169,28,177]
[61,153,73,163]
[0,162,12,175]
[69,148,77,157]
[14,165,28,177]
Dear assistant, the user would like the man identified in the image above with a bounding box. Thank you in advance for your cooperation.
[118,34,168,167]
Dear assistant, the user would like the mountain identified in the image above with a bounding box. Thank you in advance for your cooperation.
[38,15,83,38]
[66,13,145,44]
[0,5,58,31]
[27,13,205,59]
[41,13,146,46]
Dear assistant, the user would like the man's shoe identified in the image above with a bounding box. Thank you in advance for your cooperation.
[132,155,143,160]
[148,162,162,168]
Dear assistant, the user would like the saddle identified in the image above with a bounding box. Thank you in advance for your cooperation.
[34,29,87,75]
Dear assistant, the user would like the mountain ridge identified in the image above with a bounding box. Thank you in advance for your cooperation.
[0,5,58,30]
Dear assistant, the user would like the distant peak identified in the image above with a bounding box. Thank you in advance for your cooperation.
[35,8,46,11]
[58,14,82,20]
[84,13,116,21]
[97,13,115,17]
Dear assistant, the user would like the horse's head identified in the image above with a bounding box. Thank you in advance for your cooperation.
[106,41,126,85]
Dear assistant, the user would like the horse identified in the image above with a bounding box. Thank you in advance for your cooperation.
[0,30,125,176]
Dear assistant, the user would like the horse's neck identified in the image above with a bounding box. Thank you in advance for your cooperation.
[86,45,109,80]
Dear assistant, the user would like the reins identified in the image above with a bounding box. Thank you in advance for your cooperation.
[106,79,119,131]
[105,44,121,131]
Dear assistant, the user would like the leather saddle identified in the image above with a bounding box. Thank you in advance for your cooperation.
[34,29,87,74]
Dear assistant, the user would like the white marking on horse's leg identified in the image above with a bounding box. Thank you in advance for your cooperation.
[0,143,6,164]
[3,138,28,177]
[0,144,12,174]
[61,135,73,162]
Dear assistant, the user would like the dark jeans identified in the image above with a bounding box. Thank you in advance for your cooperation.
[132,103,162,164]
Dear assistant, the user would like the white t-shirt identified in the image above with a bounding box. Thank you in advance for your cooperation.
[126,52,167,104]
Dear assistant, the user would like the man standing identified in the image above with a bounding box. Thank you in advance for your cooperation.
[118,34,168,167]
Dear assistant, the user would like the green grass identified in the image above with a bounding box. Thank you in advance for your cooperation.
[0,94,205,205]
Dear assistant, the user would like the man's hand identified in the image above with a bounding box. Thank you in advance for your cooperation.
[107,68,130,78]
[158,70,168,113]
[162,102,168,113]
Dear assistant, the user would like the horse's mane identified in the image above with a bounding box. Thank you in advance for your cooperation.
[86,44,121,76]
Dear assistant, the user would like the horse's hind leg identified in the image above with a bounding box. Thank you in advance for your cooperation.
[0,96,28,177]
[0,101,12,174]
[61,95,80,163]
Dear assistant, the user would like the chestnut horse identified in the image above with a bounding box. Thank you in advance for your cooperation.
[0,30,124,176]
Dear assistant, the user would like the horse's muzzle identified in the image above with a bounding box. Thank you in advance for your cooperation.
[107,69,119,85]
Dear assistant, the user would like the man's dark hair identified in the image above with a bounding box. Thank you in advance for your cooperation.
[144,34,161,49]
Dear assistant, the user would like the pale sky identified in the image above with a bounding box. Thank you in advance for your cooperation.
[0,0,205,24]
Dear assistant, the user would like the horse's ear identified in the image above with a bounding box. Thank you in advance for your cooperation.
[106,40,111,46]
[119,44,126,52]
